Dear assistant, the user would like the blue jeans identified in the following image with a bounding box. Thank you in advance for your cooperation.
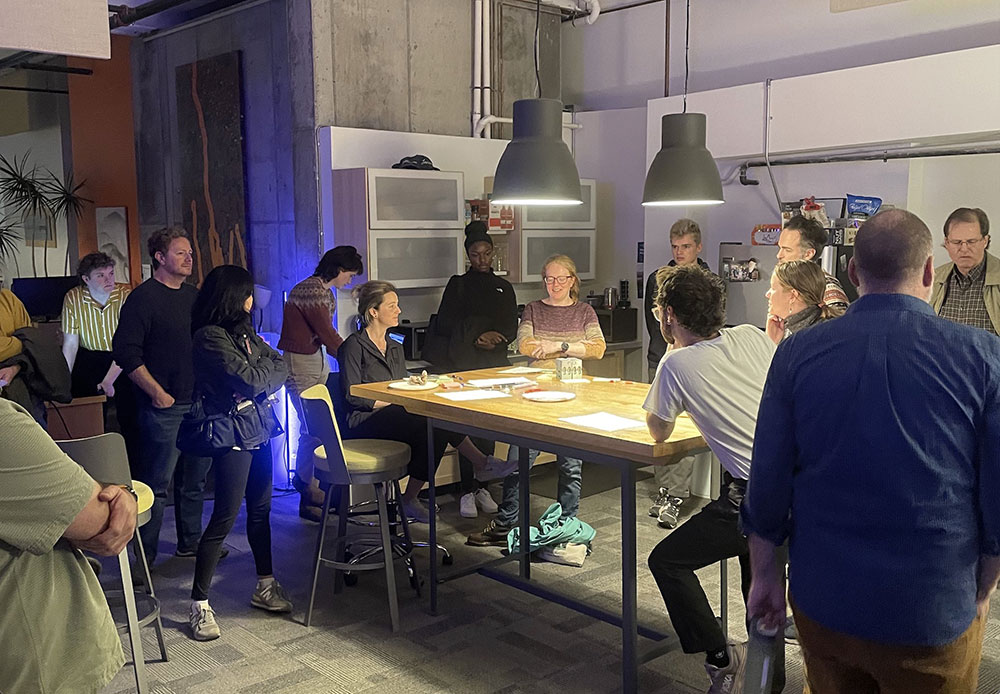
[137,403,212,563]
[495,447,583,527]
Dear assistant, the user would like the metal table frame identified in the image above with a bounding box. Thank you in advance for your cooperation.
[422,416,715,693]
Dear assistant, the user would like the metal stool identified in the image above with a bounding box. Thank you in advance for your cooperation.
[300,385,417,632]
[57,433,167,694]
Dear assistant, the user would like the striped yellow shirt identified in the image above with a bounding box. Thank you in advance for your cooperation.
[60,284,130,352]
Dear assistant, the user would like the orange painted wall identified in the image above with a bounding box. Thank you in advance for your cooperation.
[67,35,141,285]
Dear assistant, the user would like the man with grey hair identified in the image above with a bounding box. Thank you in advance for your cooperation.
[744,209,1000,693]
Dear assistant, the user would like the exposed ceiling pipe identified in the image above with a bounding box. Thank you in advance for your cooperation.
[482,0,493,138]
[472,0,483,136]
[109,0,202,30]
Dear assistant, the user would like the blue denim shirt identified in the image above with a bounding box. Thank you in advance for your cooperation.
[742,293,1000,646]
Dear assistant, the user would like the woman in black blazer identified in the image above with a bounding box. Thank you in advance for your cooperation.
[187,265,291,642]
[339,280,510,522]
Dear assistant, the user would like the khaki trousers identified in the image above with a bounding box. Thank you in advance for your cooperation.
[285,348,330,483]
[792,599,984,694]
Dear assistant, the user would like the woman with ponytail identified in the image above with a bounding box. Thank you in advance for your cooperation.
[766,260,846,345]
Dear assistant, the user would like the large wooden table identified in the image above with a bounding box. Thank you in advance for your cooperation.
[352,368,709,693]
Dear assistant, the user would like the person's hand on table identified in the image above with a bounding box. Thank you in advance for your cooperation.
[475,331,506,350]
[531,340,562,359]
[73,485,138,556]
[0,364,21,388]
[766,314,785,346]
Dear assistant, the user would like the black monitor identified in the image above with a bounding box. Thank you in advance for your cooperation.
[11,276,80,321]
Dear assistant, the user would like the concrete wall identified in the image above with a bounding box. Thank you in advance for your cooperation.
[563,0,1000,111]
[131,0,295,330]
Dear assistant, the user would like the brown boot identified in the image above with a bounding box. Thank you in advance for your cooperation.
[293,475,326,522]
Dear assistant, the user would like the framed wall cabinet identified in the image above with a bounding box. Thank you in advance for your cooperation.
[365,169,465,229]
[333,168,467,288]
[519,178,597,229]
[520,229,596,282]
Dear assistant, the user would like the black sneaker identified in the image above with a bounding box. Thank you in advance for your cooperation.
[656,496,684,529]
[176,547,229,559]
[649,486,670,517]
[466,519,512,547]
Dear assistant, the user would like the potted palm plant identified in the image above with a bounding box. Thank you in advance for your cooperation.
[0,152,89,279]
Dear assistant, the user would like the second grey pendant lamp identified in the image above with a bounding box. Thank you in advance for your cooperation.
[490,0,582,206]
[642,0,724,207]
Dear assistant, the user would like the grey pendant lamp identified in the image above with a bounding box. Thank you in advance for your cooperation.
[491,98,582,206]
[642,0,724,207]
[490,1,581,206]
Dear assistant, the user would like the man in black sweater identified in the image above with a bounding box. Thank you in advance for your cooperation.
[644,219,714,529]
[113,227,210,563]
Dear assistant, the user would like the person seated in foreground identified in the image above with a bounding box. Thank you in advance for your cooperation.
[0,397,137,693]
[339,280,512,523]
[642,265,783,694]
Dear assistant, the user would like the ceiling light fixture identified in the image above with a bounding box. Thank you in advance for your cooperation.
[490,1,582,207]
[642,0,724,207]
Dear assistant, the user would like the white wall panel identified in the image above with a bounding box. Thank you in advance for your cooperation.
[2,0,109,59]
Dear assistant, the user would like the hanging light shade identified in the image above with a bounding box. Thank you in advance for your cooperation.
[491,98,582,206]
[642,113,724,207]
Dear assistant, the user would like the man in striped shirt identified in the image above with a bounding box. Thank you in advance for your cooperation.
[61,252,130,398]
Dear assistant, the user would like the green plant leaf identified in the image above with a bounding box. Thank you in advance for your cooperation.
[43,169,91,221]
[0,213,22,264]
[0,152,49,218]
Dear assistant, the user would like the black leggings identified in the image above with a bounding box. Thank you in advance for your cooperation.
[191,445,274,601]
[346,405,465,482]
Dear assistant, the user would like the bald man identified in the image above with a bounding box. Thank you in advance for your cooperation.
[743,209,1000,693]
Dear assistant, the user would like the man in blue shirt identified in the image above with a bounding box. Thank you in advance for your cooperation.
[743,208,1000,693]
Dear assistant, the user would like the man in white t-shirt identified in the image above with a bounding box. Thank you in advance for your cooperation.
[642,265,780,694]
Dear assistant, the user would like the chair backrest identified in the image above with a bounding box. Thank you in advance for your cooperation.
[299,384,352,486]
[56,432,131,486]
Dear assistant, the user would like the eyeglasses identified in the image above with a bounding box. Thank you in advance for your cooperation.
[543,275,572,285]
[944,238,986,249]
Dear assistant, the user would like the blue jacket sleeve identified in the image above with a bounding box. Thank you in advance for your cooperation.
[741,345,796,546]
[978,358,1000,556]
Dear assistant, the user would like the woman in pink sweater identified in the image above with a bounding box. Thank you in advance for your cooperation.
[467,254,606,547]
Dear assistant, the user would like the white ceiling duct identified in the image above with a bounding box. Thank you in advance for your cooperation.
[831,0,909,11]
[542,0,602,24]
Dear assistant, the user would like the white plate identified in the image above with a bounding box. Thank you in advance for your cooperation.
[522,390,576,403]
[388,380,439,391]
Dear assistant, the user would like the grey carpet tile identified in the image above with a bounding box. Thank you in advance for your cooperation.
[95,476,1000,693]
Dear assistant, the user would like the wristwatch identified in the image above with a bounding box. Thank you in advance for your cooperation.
[116,484,139,502]
[560,341,569,353]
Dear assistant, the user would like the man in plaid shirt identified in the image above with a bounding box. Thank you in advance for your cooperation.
[930,207,999,336]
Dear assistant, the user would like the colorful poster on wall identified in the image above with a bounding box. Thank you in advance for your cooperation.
[175,51,248,285]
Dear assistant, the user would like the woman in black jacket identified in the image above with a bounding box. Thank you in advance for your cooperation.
[187,265,291,642]
[423,221,517,518]
[339,280,511,523]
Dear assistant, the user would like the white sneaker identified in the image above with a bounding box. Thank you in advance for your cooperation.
[459,492,478,518]
[190,602,221,641]
[474,488,498,514]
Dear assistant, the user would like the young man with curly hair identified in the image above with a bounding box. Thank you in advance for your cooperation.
[643,264,781,694]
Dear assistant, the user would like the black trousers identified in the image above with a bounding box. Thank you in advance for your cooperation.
[647,474,786,690]
[459,437,495,493]
[191,445,274,600]
[346,404,464,482]
[70,348,140,469]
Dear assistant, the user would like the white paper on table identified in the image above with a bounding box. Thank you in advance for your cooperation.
[559,411,647,432]
[466,377,536,388]
[435,390,512,402]
[560,378,590,384]
[591,377,621,382]
[498,366,544,374]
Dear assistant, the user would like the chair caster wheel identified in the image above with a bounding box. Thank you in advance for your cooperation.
[442,554,454,566]
[344,572,358,587]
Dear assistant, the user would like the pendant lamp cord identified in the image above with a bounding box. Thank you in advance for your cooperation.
[683,0,690,113]
[535,0,542,98]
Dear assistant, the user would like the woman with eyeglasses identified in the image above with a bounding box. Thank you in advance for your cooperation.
[765,260,846,345]
[466,254,606,548]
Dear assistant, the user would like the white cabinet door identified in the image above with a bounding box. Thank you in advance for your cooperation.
[368,230,464,289]
[366,169,465,229]
[520,229,596,282]
[520,179,597,229]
